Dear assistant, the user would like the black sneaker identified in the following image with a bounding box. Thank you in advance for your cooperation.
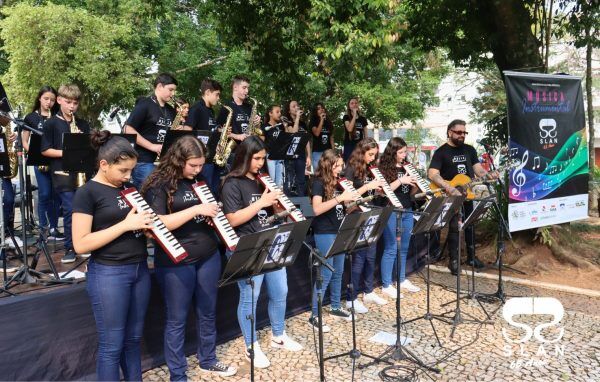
[199,361,237,377]
[61,249,77,264]
[48,229,65,241]
[308,315,331,333]
[466,256,485,270]
[329,307,352,321]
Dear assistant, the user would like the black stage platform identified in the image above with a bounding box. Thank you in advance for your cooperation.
[0,234,434,380]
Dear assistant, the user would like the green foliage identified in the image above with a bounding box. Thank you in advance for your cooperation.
[535,226,554,247]
[0,3,149,126]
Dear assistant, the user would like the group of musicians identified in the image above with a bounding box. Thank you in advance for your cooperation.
[4,72,498,381]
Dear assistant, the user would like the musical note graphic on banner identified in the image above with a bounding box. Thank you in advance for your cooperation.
[533,156,540,170]
[510,147,518,158]
[511,150,528,197]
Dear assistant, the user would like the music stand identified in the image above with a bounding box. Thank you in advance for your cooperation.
[159,130,196,158]
[321,207,393,374]
[219,221,309,382]
[62,133,95,175]
[400,196,462,349]
[440,197,496,337]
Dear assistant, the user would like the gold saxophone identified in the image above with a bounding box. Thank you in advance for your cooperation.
[247,97,263,137]
[213,105,234,167]
[3,122,18,178]
[170,101,185,130]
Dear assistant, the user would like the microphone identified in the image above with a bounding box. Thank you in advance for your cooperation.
[346,195,374,209]
[413,190,438,200]
[264,122,284,132]
[266,208,295,224]
[476,139,493,150]
[108,107,121,121]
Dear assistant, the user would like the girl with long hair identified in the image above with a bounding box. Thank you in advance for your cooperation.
[307,149,356,331]
[22,86,63,239]
[342,97,368,163]
[72,131,153,381]
[344,138,387,313]
[262,104,285,186]
[378,138,420,299]
[282,100,310,196]
[309,102,334,166]
[221,136,303,369]
[142,135,237,379]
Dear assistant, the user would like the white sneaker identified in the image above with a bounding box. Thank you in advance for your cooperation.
[80,253,91,259]
[400,279,421,293]
[6,236,23,249]
[271,331,303,351]
[245,342,270,369]
[363,291,388,305]
[346,299,369,314]
[381,285,403,299]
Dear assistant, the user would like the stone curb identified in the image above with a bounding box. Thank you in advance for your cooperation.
[429,264,600,298]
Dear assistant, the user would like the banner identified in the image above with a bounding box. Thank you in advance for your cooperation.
[504,71,588,232]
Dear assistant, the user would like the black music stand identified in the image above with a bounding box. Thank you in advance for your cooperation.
[401,196,462,348]
[159,130,196,158]
[440,197,496,337]
[219,221,309,382]
[321,207,392,375]
[62,133,95,175]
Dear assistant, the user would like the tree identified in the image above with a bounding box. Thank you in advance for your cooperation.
[401,0,544,73]
[0,3,149,126]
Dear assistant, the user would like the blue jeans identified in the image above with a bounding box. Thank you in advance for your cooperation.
[267,159,284,187]
[226,251,288,346]
[348,242,377,300]
[200,164,222,198]
[312,152,323,169]
[155,252,221,380]
[86,259,151,382]
[131,162,155,190]
[2,178,14,233]
[343,143,356,163]
[311,233,345,316]
[34,167,60,229]
[58,191,74,251]
[381,209,414,287]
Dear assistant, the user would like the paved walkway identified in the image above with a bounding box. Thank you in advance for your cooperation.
[143,270,600,381]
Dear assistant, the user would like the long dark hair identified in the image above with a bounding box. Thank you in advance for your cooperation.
[379,137,407,184]
[313,149,341,201]
[31,85,58,114]
[90,130,138,166]
[223,136,266,182]
[309,102,332,130]
[142,135,206,212]
[264,104,280,125]
[347,137,378,181]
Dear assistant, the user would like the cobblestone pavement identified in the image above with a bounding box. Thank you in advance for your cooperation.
[143,270,600,381]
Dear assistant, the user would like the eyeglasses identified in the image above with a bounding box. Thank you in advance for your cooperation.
[450,130,468,136]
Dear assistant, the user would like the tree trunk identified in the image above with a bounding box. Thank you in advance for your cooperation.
[586,25,595,170]
[544,0,554,73]
[479,0,544,73]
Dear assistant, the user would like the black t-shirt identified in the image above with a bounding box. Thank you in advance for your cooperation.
[24,111,48,135]
[393,166,413,209]
[294,120,309,159]
[144,178,219,267]
[262,123,285,154]
[343,114,368,144]
[429,143,479,181]
[40,114,91,173]
[216,99,252,137]
[310,116,334,153]
[311,178,345,233]
[125,96,175,163]
[221,176,274,236]
[186,99,217,132]
[344,165,375,197]
[72,180,147,265]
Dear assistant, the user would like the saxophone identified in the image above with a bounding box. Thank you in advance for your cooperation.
[247,97,264,137]
[170,101,185,130]
[213,105,234,167]
[3,122,18,178]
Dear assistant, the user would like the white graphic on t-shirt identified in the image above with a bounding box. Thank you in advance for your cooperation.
[183,191,198,203]
[321,134,328,144]
[273,130,280,138]
[452,155,466,163]
[457,164,467,175]
[157,117,171,127]
[117,196,129,210]
[157,129,166,143]
[335,204,344,220]
[241,123,249,134]
[251,194,269,227]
